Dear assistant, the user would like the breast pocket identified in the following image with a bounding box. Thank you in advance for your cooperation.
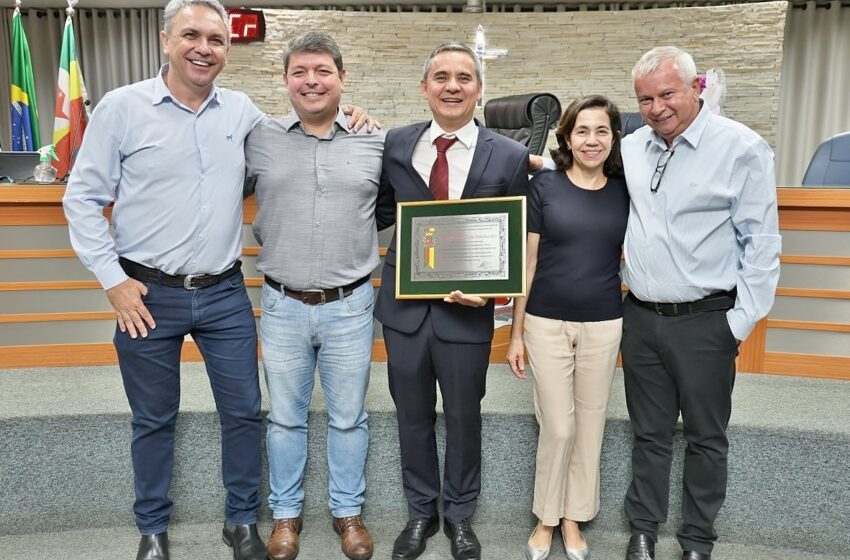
[473,184,505,198]
[342,158,380,191]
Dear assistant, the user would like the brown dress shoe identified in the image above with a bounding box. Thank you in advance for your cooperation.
[267,516,302,560]
[333,515,374,560]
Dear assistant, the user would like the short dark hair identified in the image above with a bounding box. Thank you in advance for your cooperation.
[283,31,343,73]
[550,95,623,176]
[422,42,482,83]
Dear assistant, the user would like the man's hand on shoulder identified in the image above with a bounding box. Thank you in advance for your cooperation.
[529,154,545,172]
[106,278,156,339]
[529,154,558,173]
[341,104,382,133]
[443,290,488,308]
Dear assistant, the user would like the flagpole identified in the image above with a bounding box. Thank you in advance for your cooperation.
[10,0,41,151]
[53,0,89,180]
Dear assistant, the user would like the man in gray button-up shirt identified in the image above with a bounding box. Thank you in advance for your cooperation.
[244,32,382,560]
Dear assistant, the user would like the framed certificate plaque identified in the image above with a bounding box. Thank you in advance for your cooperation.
[395,196,527,299]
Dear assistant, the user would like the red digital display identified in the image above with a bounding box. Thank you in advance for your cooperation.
[227,9,265,44]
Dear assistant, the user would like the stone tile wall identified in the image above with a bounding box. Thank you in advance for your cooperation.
[218,1,787,148]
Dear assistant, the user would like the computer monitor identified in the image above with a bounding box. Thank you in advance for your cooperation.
[0,151,40,183]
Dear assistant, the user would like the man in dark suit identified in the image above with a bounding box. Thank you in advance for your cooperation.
[375,43,529,560]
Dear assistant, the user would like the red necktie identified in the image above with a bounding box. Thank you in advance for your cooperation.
[429,136,458,200]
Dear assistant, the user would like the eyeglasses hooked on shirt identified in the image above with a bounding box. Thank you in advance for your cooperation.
[650,148,675,194]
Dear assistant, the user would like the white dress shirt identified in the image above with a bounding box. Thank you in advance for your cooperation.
[412,119,478,199]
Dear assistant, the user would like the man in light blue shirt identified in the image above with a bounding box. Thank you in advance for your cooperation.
[619,47,781,560]
[63,2,372,559]
[63,2,268,559]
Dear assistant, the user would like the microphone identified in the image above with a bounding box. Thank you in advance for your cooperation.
[64,98,92,181]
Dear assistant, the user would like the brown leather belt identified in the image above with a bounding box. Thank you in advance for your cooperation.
[119,257,241,290]
[628,290,736,317]
[264,275,370,305]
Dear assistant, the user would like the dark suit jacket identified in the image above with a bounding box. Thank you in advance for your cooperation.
[375,120,529,344]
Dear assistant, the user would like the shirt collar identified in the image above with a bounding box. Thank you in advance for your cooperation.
[428,118,478,149]
[646,100,710,151]
[281,107,348,139]
[153,64,221,109]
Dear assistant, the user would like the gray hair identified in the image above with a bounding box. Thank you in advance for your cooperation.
[631,46,698,85]
[283,31,344,73]
[422,43,482,83]
[163,0,228,36]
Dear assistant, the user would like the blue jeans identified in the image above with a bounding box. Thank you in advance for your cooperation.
[114,272,262,534]
[260,281,374,519]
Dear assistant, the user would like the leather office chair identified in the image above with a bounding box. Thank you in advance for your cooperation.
[483,93,561,156]
[621,112,646,137]
[802,131,850,186]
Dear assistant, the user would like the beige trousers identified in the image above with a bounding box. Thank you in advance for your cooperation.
[524,313,622,525]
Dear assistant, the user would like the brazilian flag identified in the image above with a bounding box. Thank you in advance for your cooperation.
[10,8,40,151]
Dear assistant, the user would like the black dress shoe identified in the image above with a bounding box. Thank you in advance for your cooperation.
[443,519,481,560]
[625,534,655,560]
[137,532,169,560]
[392,515,440,560]
[222,521,266,560]
[682,552,711,560]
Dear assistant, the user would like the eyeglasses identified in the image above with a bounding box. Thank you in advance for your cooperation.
[650,149,675,194]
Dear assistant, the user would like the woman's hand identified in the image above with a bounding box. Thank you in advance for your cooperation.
[506,337,527,379]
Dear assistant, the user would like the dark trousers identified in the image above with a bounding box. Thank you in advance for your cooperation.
[383,312,491,524]
[114,272,262,534]
[621,295,738,554]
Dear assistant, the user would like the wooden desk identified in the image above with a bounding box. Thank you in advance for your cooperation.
[1,186,848,379]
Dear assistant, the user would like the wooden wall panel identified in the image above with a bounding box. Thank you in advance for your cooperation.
[1,185,848,380]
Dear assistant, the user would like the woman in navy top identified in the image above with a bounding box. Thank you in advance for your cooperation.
[507,95,629,560]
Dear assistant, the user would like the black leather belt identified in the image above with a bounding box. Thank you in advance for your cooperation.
[119,257,241,290]
[628,290,736,317]
[264,275,370,305]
